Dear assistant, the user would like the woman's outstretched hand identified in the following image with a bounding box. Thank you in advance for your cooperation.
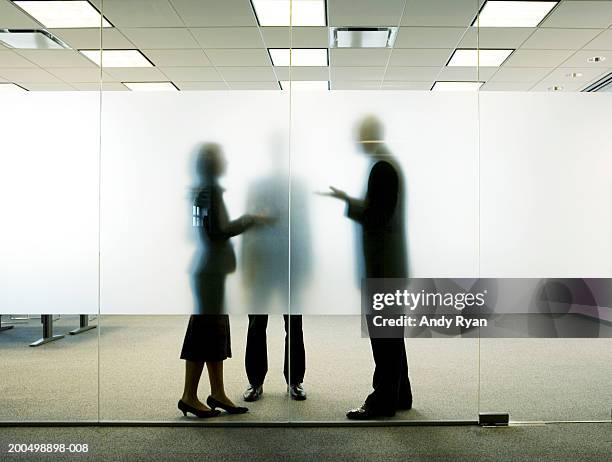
[315,186,348,201]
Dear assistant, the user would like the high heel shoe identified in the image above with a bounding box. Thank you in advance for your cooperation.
[206,396,249,414]
[178,400,221,418]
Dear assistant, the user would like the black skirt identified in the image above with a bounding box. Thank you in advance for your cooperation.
[180,273,231,362]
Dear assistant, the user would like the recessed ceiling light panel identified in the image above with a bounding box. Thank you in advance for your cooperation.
[279,80,329,90]
[14,1,112,28]
[447,49,513,67]
[330,27,398,48]
[80,49,153,67]
[269,48,328,66]
[475,1,558,27]
[0,29,69,49]
[0,83,27,92]
[252,0,326,26]
[123,82,178,91]
[432,81,483,91]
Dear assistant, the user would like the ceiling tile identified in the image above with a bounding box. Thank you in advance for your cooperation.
[159,66,221,81]
[489,67,552,82]
[480,81,534,91]
[274,66,329,80]
[0,0,40,28]
[22,83,75,91]
[401,0,481,27]
[143,49,211,67]
[395,27,466,48]
[217,66,276,81]
[543,66,609,85]
[384,66,440,80]
[170,0,257,27]
[190,27,263,48]
[95,0,184,27]
[120,28,200,49]
[529,79,588,92]
[330,49,391,66]
[542,1,612,29]
[330,66,385,81]
[437,66,496,80]
[175,81,228,90]
[47,67,112,83]
[0,50,36,68]
[205,48,271,66]
[16,50,96,68]
[584,29,612,50]
[459,27,536,48]
[503,49,574,67]
[48,28,134,49]
[329,0,405,26]
[0,67,62,83]
[229,81,279,90]
[102,67,168,81]
[72,82,129,91]
[389,48,453,66]
[381,81,432,90]
[561,49,612,67]
[260,27,329,48]
[522,28,602,50]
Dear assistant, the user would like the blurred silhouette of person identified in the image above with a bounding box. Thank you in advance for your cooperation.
[241,137,311,402]
[179,143,270,418]
[322,115,413,419]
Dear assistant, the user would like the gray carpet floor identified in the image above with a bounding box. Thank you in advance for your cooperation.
[1,315,611,422]
[0,424,610,461]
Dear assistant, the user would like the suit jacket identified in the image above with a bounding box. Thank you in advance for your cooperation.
[347,155,407,279]
[194,183,253,275]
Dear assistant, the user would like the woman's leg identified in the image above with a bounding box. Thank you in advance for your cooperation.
[181,360,212,410]
[207,360,237,407]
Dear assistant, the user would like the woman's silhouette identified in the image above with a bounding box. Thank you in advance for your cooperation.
[179,143,268,418]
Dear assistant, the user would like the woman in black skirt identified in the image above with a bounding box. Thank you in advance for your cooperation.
[179,144,269,418]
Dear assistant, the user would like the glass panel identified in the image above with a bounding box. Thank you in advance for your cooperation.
[478,91,612,421]
[97,0,291,421]
[0,1,101,421]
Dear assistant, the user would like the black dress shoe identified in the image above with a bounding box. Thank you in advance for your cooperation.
[243,384,263,402]
[206,396,249,414]
[288,383,307,401]
[178,400,221,418]
[346,405,395,420]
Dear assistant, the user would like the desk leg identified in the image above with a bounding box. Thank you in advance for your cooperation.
[30,315,64,347]
[69,315,97,335]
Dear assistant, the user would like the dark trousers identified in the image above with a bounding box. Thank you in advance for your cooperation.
[364,338,412,412]
[245,314,305,386]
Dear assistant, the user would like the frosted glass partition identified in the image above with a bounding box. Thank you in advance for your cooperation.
[0,93,100,315]
[290,91,480,314]
[479,93,612,278]
[100,92,290,315]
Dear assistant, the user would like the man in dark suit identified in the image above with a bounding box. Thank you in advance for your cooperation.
[324,115,412,419]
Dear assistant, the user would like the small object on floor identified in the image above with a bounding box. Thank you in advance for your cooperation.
[243,384,263,402]
[346,405,395,420]
[177,400,221,418]
[288,383,307,401]
[207,396,249,414]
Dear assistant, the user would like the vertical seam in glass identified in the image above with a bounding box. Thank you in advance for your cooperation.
[475,1,481,417]
[97,0,103,424]
[288,0,293,416]
[380,0,407,90]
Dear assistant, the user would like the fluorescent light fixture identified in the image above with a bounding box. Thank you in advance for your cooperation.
[432,81,483,91]
[123,82,178,91]
[279,80,329,90]
[269,48,328,66]
[330,27,397,48]
[251,0,326,26]
[0,83,27,92]
[447,49,513,67]
[474,1,558,27]
[14,1,111,28]
[0,29,69,49]
[80,49,152,67]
